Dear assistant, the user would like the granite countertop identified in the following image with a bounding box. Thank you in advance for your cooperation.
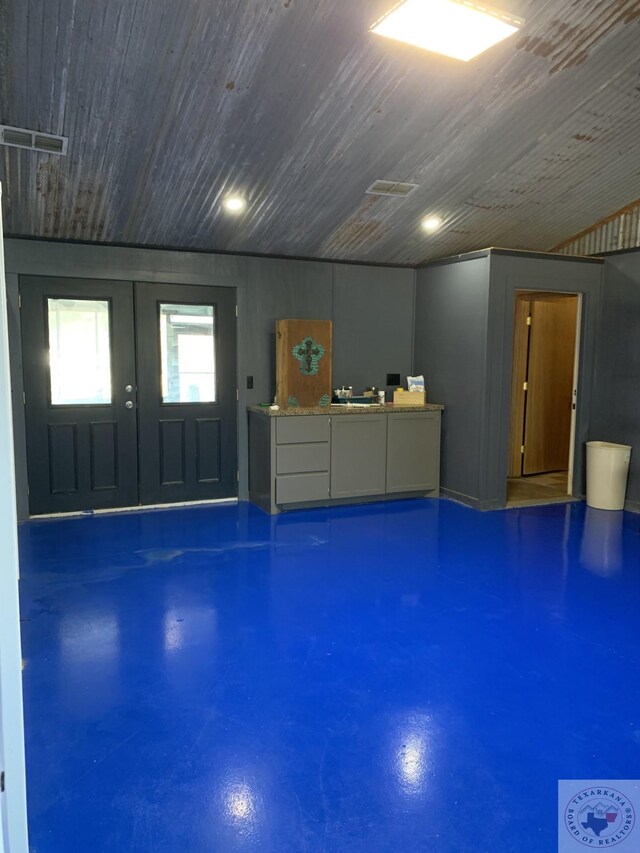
[248,403,444,417]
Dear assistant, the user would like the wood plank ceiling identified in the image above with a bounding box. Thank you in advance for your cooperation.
[1,0,639,265]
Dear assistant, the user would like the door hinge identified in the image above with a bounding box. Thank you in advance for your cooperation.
[237,470,240,483]
[236,389,239,401]
[18,294,22,309]
[520,445,525,454]
[23,391,26,405]
[235,305,238,318]
[1,770,5,792]
[522,381,528,391]
[526,316,532,325]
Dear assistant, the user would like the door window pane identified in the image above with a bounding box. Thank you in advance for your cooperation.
[48,299,112,405]
[160,304,216,403]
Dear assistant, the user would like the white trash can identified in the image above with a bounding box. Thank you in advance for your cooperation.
[586,441,632,510]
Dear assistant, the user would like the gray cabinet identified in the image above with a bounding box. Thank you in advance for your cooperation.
[248,408,441,514]
[330,415,387,498]
[386,411,441,493]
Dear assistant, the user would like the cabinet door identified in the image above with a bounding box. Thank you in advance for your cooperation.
[330,415,387,498]
[386,412,440,493]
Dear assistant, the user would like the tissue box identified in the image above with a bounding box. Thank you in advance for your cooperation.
[393,389,426,406]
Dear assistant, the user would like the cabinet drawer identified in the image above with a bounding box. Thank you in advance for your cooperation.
[276,472,330,504]
[276,443,329,475]
[276,416,330,445]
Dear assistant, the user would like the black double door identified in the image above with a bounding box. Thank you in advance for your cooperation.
[21,277,237,515]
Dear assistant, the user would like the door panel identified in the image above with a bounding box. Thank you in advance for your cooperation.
[523,298,578,475]
[21,277,138,514]
[508,298,532,478]
[135,282,237,504]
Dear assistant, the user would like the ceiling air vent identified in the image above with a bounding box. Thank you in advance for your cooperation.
[34,134,66,154]
[0,125,68,155]
[3,128,32,147]
[365,180,418,198]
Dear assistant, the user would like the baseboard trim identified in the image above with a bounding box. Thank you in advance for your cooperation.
[441,487,577,512]
[440,488,486,509]
[481,498,508,511]
[30,497,239,520]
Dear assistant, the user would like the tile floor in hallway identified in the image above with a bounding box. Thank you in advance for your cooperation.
[507,470,573,507]
[18,498,640,852]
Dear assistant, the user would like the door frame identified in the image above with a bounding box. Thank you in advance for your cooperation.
[0,190,29,853]
[477,256,603,510]
[5,242,250,519]
[567,295,583,495]
[507,289,582,496]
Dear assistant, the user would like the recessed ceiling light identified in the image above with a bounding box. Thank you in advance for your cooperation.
[222,195,246,214]
[370,0,524,62]
[421,216,443,233]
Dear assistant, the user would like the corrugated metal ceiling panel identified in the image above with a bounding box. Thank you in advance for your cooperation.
[1,0,640,264]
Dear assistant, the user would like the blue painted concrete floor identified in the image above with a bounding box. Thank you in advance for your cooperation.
[19,499,640,852]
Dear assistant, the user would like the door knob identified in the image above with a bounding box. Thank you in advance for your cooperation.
[125,384,133,393]
[125,401,134,409]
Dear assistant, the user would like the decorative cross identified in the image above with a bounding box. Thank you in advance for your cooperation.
[292,336,325,376]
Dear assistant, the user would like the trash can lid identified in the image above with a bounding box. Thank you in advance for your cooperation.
[586,441,632,450]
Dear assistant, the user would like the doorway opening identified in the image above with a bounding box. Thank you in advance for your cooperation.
[507,291,581,508]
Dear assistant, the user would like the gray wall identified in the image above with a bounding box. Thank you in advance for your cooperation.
[10,237,611,518]
[413,251,603,509]
[242,256,334,408]
[332,264,415,393]
[486,253,603,507]
[4,239,415,517]
[591,250,640,509]
[414,256,491,506]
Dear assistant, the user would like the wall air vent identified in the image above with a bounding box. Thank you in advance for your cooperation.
[365,180,418,198]
[0,125,68,155]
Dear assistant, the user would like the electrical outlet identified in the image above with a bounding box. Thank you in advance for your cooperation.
[246,376,254,389]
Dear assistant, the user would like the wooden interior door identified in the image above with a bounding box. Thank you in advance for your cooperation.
[508,297,532,477]
[522,297,578,475]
